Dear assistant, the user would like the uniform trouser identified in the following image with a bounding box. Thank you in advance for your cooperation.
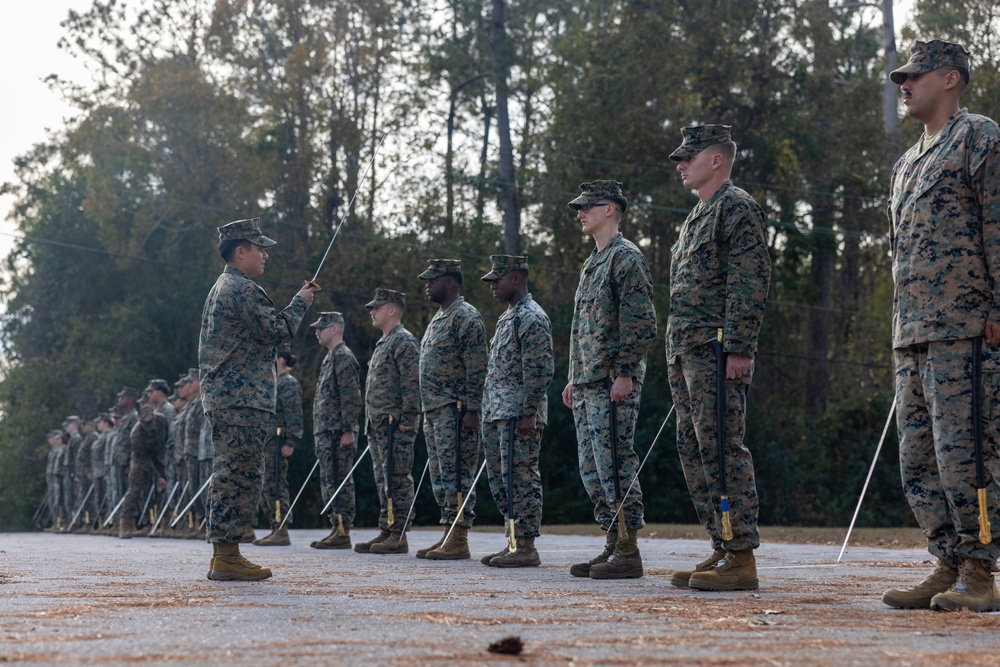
[73,478,92,522]
[122,459,157,523]
[110,463,128,518]
[423,404,479,528]
[47,474,62,524]
[669,343,760,552]
[90,476,106,524]
[259,435,294,528]
[315,431,356,529]
[206,408,269,544]
[62,473,75,521]
[894,339,1000,567]
[368,417,416,531]
[483,419,543,538]
[572,380,645,531]
[199,459,212,519]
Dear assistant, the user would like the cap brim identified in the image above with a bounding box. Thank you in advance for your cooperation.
[669,147,698,162]
[417,269,439,280]
[365,299,383,309]
[256,235,277,247]
[567,194,589,210]
[481,272,501,282]
[889,62,928,85]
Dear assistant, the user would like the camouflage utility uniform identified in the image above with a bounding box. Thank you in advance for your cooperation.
[420,294,488,529]
[46,440,65,526]
[569,232,657,532]
[365,323,420,532]
[889,107,1000,569]
[199,265,308,544]
[258,370,303,527]
[314,341,362,530]
[482,291,553,539]
[121,414,169,525]
[666,179,771,554]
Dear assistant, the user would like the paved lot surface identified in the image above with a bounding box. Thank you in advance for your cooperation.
[1,529,999,666]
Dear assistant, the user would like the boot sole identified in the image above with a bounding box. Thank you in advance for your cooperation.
[256,541,291,547]
[310,541,349,550]
[590,568,643,580]
[206,570,272,581]
[369,548,409,554]
[930,597,1000,612]
[881,591,932,609]
[689,578,759,591]
[425,552,471,560]
[492,560,541,568]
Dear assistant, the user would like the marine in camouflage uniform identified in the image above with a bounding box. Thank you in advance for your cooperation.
[109,388,140,532]
[480,256,554,567]
[254,350,304,546]
[881,40,1000,613]
[356,288,420,555]
[417,259,488,560]
[562,180,657,580]
[90,414,113,529]
[45,430,65,530]
[118,403,168,539]
[308,312,363,550]
[666,125,771,591]
[182,369,209,538]
[199,217,314,581]
[61,416,82,523]
[71,418,97,531]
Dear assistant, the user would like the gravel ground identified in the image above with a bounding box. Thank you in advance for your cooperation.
[1,529,999,666]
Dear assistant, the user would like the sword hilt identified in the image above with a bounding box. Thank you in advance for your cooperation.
[507,519,518,553]
[275,500,282,523]
[721,495,734,541]
[387,499,395,528]
[305,280,322,292]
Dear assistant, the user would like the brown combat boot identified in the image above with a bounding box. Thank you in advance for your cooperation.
[426,525,471,560]
[689,550,758,590]
[240,528,257,544]
[117,517,138,540]
[370,529,408,554]
[416,526,450,559]
[590,529,643,579]
[481,546,509,566]
[311,527,351,550]
[570,530,617,577]
[207,542,272,581]
[354,529,392,553]
[490,537,540,568]
[671,547,727,588]
[882,560,958,609]
[256,525,291,547]
[930,558,999,612]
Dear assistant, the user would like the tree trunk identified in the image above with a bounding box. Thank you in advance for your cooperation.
[491,0,520,255]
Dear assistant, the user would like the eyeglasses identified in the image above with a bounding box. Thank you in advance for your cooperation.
[579,200,611,213]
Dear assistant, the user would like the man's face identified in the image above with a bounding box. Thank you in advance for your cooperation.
[146,388,166,407]
[899,69,949,122]
[315,324,337,347]
[489,273,516,303]
[82,420,95,434]
[676,148,716,192]
[236,242,268,279]
[425,276,449,304]
[118,395,135,412]
[575,200,616,237]
[65,421,79,435]
[369,304,387,329]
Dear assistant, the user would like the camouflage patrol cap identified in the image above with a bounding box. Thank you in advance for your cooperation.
[365,288,406,310]
[117,387,139,400]
[481,255,529,282]
[48,429,63,439]
[175,371,193,387]
[145,379,170,395]
[418,259,462,281]
[63,415,81,426]
[669,125,733,162]
[217,217,276,247]
[567,180,629,213]
[310,311,346,329]
[890,40,971,85]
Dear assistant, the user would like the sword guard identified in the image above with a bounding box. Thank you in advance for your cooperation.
[305,280,322,292]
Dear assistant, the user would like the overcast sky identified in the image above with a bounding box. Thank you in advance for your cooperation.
[0,1,917,272]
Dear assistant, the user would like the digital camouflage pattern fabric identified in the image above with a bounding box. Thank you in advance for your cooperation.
[889,109,1000,348]
[199,266,308,415]
[666,181,771,362]
[483,420,544,538]
[669,124,733,162]
[567,180,629,213]
[890,40,971,85]
[259,371,303,526]
[121,414,168,522]
[423,405,480,527]
[568,233,657,386]
[668,344,760,551]
[314,341,362,528]
[206,408,270,542]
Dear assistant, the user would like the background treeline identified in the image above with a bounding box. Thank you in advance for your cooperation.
[2,0,998,531]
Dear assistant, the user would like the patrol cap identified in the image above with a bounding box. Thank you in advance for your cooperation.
[175,371,193,387]
[567,180,629,213]
[217,217,276,247]
[310,311,346,329]
[48,429,63,439]
[117,387,140,400]
[669,125,733,162]
[63,415,81,426]
[365,288,406,310]
[481,255,529,282]
[418,259,463,281]
[188,368,199,382]
[145,379,170,395]
[890,40,971,85]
